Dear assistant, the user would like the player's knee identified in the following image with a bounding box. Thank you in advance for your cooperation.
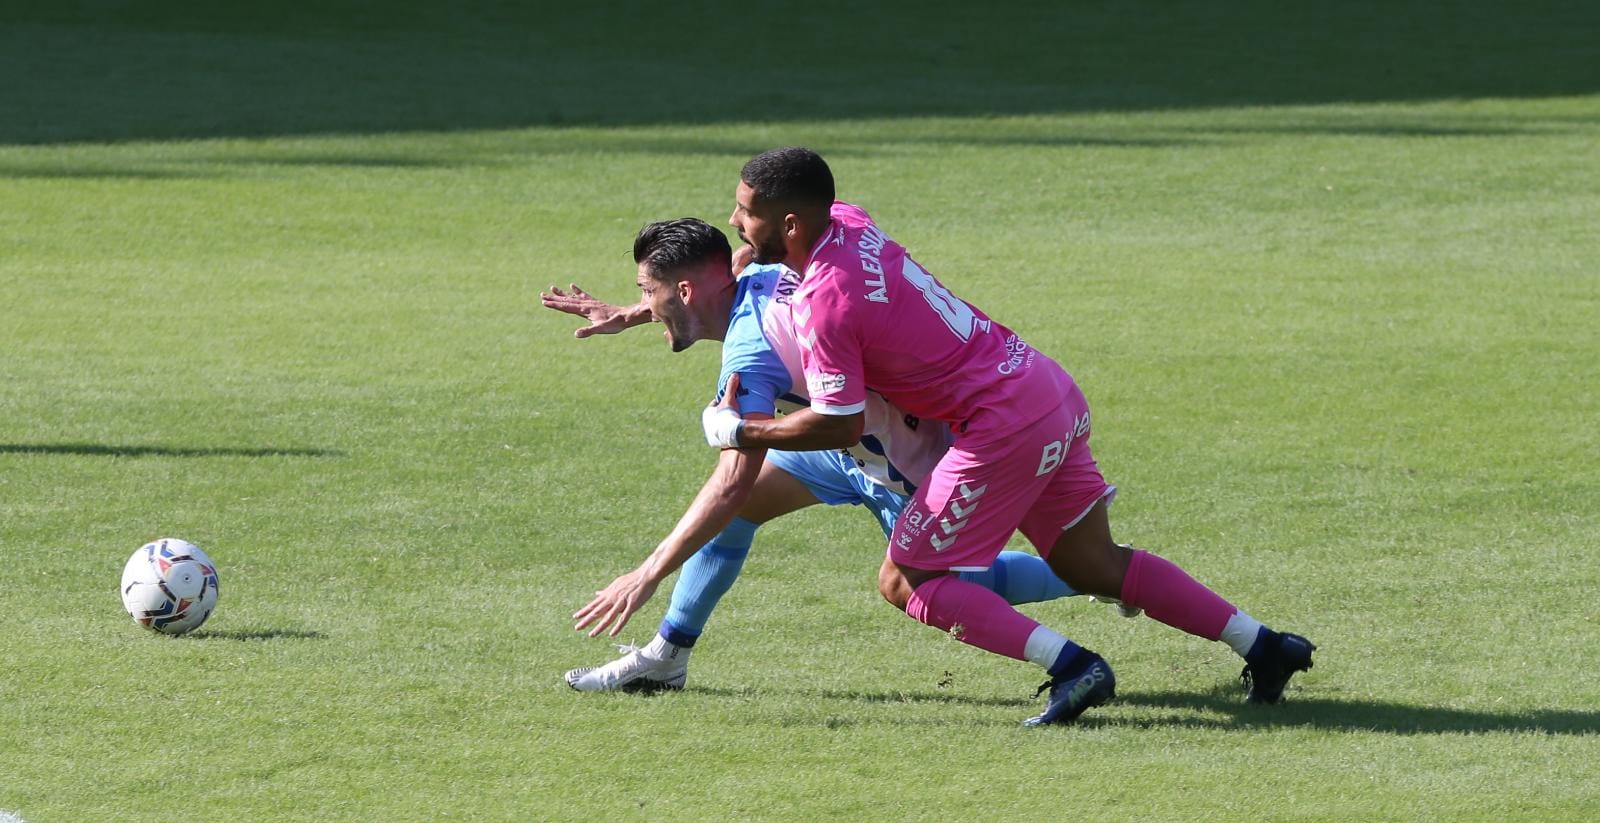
[877,560,914,612]
[1048,537,1129,598]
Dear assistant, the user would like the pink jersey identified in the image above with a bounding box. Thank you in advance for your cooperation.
[793,202,1074,444]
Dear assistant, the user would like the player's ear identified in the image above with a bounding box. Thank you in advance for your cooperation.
[783,212,801,240]
[676,278,693,303]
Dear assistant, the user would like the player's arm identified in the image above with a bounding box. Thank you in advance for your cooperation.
[572,377,775,638]
[539,283,653,338]
[730,407,864,451]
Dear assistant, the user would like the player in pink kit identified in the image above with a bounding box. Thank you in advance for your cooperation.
[708,147,1315,725]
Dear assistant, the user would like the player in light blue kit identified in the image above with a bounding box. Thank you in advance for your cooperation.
[544,218,1102,692]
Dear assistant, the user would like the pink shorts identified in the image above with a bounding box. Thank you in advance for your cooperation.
[887,382,1113,572]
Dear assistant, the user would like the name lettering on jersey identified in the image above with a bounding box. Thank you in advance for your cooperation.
[773,267,803,305]
[857,226,890,303]
[1036,411,1093,476]
[997,333,1038,375]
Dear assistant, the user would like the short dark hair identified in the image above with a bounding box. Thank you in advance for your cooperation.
[633,218,732,281]
[741,147,834,212]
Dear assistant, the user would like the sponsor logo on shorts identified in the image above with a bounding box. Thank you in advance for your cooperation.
[1037,412,1092,476]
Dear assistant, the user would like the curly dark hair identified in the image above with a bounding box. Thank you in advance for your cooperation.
[740,147,834,212]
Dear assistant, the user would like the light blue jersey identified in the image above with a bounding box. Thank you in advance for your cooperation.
[712,264,949,499]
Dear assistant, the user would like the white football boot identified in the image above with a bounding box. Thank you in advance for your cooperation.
[564,637,688,693]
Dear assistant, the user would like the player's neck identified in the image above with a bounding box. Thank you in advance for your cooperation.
[788,220,831,274]
[699,278,739,341]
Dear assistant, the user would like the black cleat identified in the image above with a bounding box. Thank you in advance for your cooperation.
[1023,654,1116,727]
[1241,632,1315,704]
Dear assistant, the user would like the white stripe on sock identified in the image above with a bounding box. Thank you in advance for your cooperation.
[1220,611,1264,658]
[1023,625,1069,670]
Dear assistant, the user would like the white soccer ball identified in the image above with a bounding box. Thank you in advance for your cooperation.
[120,538,220,635]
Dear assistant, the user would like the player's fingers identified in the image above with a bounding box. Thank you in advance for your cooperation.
[587,599,624,637]
[573,593,608,623]
[607,607,633,636]
[570,284,590,298]
[574,327,593,339]
[720,373,742,409]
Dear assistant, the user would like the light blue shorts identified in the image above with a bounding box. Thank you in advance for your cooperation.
[766,449,908,538]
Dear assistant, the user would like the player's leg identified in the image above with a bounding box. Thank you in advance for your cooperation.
[566,457,820,692]
[1026,390,1316,703]
[878,552,1078,611]
[1045,502,1315,703]
[889,407,1115,726]
[834,452,1079,610]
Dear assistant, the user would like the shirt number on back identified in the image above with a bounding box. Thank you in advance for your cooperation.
[902,258,984,341]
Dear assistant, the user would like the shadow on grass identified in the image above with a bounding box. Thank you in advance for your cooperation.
[684,682,1600,735]
[692,685,1032,710]
[1089,687,1600,736]
[184,628,326,641]
[0,443,344,458]
[3,1,1596,145]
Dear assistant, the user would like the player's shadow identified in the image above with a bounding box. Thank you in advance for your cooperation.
[692,683,1600,735]
[184,628,326,641]
[1096,688,1600,736]
[0,443,343,458]
[692,685,1032,710]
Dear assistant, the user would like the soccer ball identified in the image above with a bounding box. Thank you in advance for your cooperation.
[120,538,220,635]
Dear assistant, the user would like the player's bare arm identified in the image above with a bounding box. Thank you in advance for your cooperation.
[706,380,864,451]
[539,283,653,338]
[572,386,773,637]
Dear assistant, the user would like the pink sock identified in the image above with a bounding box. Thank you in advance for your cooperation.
[1120,550,1235,641]
[906,575,1040,660]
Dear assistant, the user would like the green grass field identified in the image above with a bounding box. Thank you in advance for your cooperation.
[3,3,1599,820]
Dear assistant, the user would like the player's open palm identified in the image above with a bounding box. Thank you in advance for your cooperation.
[573,565,659,637]
[540,284,636,338]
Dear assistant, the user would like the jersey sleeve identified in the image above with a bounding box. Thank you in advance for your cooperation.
[716,272,793,418]
[797,273,868,416]
[713,366,786,419]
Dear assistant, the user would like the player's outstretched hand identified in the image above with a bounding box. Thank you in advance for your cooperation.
[573,566,660,637]
[539,284,641,338]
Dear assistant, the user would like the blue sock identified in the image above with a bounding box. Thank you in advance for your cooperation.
[1047,640,1090,679]
[958,551,1077,605]
[659,517,759,648]
[1243,627,1280,665]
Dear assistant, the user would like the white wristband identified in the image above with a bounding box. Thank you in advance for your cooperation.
[701,406,744,448]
